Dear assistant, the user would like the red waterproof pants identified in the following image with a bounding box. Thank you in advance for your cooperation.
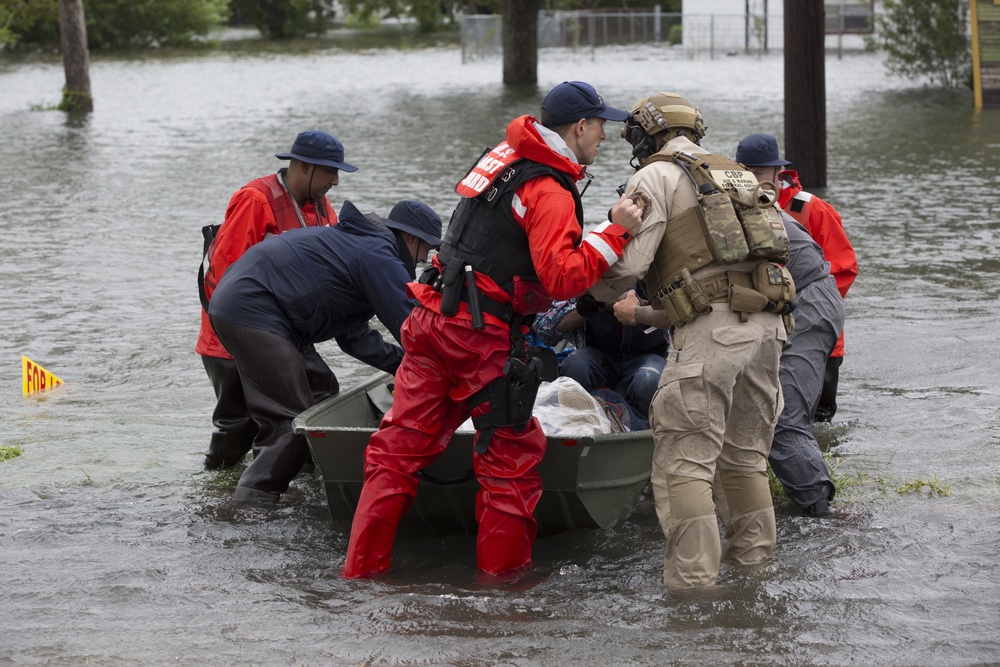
[342,306,546,577]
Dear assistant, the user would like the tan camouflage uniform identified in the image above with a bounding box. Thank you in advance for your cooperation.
[590,135,785,588]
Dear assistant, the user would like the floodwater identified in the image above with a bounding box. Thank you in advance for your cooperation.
[1,37,999,666]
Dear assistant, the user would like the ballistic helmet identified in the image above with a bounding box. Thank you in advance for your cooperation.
[621,92,706,157]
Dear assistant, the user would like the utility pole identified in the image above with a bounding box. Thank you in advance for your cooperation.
[58,0,93,113]
[502,0,540,85]
[783,0,825,187]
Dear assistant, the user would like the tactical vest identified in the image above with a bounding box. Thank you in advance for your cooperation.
[640,151,789,301]
[438,157,584,295]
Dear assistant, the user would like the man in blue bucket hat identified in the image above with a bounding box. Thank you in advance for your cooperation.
[196,130,356,471]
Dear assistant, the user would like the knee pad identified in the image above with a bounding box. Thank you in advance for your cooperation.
[718,468,772,514]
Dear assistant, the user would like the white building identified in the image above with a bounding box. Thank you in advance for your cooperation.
[681,0,874,53]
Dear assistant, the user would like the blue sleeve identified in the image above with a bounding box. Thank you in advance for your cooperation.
[332,242,412,374]
[335,325,404,375]
[354,244,416,344]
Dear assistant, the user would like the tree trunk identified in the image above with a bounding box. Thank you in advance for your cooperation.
[502,0,540,85]
[783,0,825,187]
[58,0,93,113]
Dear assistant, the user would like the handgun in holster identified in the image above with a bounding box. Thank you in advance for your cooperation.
[470,345,557,454]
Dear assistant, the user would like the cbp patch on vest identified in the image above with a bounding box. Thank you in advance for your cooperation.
[630,190,653,222]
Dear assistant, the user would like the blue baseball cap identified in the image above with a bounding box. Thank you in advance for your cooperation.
[275,130,358,172]
[735,133,792,168]
[541,81,629,127]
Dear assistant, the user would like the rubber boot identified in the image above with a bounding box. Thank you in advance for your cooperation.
[204,424,255,470]
[804,496,834,517]
[233,485,280,503]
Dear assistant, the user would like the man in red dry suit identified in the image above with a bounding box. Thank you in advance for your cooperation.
[342,81,643,577]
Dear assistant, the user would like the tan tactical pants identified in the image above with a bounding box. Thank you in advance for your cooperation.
[649,302,785,588]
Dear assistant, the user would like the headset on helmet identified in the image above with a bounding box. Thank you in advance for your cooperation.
[620,92,707,160]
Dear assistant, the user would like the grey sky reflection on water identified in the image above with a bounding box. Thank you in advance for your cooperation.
[0,44,998,666]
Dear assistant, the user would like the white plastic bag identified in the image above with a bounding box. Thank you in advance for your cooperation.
[532,376,613,436]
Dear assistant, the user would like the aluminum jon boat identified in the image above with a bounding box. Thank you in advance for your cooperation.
[292,371,654,535]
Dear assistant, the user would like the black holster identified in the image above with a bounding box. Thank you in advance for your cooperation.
[469,346,557,454]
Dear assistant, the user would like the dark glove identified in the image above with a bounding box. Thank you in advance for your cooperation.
[575,293,605,319]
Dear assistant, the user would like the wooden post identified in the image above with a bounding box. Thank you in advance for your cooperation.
[783,0,825,187]
[502,0,540,85]
[58,0,93,113]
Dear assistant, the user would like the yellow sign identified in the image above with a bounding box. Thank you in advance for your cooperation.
[22,356,63,395]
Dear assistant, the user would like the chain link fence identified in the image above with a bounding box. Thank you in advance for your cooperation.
[460,5,874,63]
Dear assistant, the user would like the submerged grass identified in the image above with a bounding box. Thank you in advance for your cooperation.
[768,448,952,502]
[888,474,952,497]
[768,450,862,499]
[1,444,23,461]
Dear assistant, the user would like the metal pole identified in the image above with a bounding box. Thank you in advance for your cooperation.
[839,0,846,60]
[711,14,715,60]
[764,0,769,53]
[587,14,597,62]
[745,0,750,52]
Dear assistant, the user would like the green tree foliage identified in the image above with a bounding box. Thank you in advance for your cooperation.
[0,0,227,50]
[869,0,971,89]
[229,0,330,39]
[338,0,483,32]
[1,0,60,48]
[85,0,229,49]
[0,5,13,44]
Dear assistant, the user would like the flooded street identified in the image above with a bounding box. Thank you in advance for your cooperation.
[1,39,998,666]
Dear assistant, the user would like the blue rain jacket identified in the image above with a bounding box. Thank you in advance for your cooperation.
[209,200,415,373]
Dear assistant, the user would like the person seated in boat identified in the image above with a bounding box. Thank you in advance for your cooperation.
[208,199,443,503]
[532,286,666,430]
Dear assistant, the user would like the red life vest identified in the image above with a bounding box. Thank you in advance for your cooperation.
[244,173,335,230]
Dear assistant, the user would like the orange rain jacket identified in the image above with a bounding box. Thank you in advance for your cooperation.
[778,169,858,357]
